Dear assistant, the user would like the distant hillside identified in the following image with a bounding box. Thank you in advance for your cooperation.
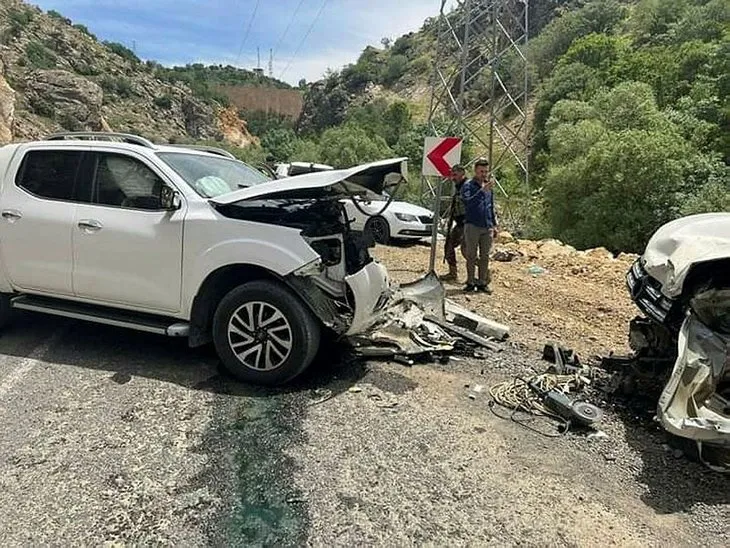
[287,0,728,252]
[0,0,290,146]
[219,86,303,120]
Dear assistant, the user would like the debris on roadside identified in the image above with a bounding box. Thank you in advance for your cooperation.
[488,372,603,437]
[492,249,521,262]
[467,384,485,400]
[542,343,584,375]
[349,274,508,364]
[446,300,510,341]
[527,265,546,277]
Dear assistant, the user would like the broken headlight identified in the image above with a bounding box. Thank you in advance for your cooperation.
[309,238,343,267]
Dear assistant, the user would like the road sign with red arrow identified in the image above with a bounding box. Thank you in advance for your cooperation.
[422,137,463,177]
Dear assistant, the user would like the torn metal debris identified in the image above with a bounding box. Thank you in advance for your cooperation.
[348,273,507,362]
[657,289,730,470]
[542,343,584,375]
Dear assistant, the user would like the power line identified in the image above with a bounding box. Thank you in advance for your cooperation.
[235,0,261,65]
[271,0,306,61]
[279,0,329,80]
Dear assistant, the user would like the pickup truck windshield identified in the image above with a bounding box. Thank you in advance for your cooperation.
[158,152,269,198]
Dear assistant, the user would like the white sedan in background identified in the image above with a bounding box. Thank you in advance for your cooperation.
[342,192,434,245]
[275,162,434,245]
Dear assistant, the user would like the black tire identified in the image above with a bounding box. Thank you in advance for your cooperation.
[0,294,12,330]
[212,280,321,386]
[365,216,391,245]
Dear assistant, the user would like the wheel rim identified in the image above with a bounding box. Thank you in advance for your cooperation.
[227,301,293,372]
[370,219,388,243]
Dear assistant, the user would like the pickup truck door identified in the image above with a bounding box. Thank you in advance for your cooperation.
[71,150,185,314]
[0,148,86,296]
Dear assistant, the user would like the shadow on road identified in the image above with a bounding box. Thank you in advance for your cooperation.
[0,312,374,545]
[0,311,368,400]
[613,402,730,515]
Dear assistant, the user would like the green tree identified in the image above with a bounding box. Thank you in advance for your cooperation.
[292,139,321,163]
[261,128,299,162]
[528,0,627,78]
[318,125,392,168]
[382,54,408,86]
[545,129,689,252]
[382,102,412,147]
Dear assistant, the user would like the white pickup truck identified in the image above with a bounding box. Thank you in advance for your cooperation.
[0,132,402,385]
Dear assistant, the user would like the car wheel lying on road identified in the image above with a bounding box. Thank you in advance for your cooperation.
[212,280,321,385]
[365,216,391,245]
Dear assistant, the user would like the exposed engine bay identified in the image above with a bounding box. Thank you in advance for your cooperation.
[212,158,420,340]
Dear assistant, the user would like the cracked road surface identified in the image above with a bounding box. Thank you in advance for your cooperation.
[0,311,728,546]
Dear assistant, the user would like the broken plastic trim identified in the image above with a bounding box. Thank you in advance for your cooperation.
[285,274,349,335]
[292,258,325,278]
[657,308,730,450]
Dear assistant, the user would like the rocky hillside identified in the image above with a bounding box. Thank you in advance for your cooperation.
[0,0,256,146]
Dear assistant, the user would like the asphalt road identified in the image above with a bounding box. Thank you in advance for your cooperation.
[0,312,227,545]
[0,312,728,546]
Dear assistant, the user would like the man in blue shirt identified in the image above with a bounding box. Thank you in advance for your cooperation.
[461,159,497,293]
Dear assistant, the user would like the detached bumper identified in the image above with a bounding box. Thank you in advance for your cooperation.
[345,261,391,335]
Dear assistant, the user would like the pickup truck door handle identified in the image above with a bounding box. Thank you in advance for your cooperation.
[78,219,103,232]
[1,209,22,221]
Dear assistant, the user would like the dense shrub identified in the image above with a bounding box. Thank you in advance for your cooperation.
[25,41,57,69]
[103,41,140,64]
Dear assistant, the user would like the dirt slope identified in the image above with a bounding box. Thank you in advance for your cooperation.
[374,236,639,358]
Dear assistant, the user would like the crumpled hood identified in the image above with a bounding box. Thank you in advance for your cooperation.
[212,157,408,205]
[642,213,730,298]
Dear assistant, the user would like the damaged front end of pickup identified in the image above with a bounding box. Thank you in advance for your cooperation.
[612,214,730,470]
[212,158,450,349]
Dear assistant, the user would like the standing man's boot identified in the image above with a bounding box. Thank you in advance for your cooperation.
[440,266,458,282]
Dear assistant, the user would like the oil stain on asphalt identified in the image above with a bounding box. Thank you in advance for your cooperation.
[199,346,366,546]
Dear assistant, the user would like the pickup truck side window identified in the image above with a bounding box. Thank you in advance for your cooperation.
[15,150,83,201]
[92,153,165,210]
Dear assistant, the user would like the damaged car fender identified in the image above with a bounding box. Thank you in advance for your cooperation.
[183,223,321,315]
[658,300,730,445]
[642,212,730,299]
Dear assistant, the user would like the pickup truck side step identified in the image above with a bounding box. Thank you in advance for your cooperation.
[11,295,190,337]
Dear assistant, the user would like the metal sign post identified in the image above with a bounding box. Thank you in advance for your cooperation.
[428,175,446,273]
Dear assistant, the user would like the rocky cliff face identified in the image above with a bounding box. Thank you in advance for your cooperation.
[0,0,254,146]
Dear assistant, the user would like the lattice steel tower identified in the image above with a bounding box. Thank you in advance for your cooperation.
[422,0,530,202]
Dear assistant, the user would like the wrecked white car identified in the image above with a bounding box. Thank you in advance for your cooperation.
[626,212,730,468]
[0,132,430,386]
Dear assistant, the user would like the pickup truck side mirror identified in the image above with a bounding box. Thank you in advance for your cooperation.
[160,186,182,210]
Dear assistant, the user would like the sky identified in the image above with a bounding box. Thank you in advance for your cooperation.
[31,0,454,85]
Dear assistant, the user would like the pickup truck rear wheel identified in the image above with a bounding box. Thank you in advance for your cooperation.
[212,280,321,385]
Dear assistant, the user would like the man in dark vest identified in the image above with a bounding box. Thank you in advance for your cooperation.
[441,165,467,282]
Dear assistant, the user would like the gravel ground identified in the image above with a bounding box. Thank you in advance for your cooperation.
[0,239,728,545]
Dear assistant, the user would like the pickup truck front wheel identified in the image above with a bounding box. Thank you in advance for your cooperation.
[212,281,321,385]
